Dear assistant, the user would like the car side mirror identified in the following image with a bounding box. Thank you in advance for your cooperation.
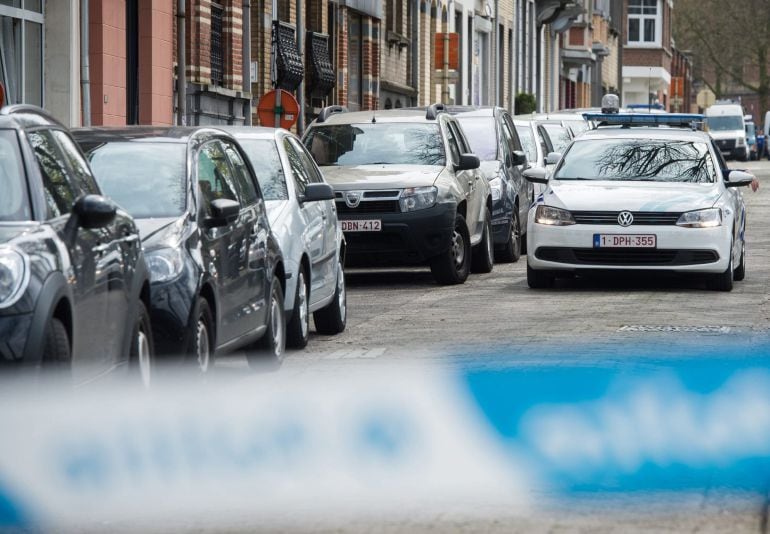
[512,150,527,166]
[523,167,548,184]
[301,182,335,203]
[456,153,480,171]
[725,170,754,187]
[205,198,240,228]
[545,152,562,166]
[73,194,117,229]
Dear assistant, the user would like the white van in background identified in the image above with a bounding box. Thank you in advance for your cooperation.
[705,103,748,161]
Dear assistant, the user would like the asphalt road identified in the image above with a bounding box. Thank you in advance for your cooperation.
[204,159,770,533]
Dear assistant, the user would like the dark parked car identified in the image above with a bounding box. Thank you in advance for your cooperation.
[0,105,153,385]
[450,107,532,261]
[73,127,287,371]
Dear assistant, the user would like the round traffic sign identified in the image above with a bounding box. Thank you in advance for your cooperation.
[257,89,299,129]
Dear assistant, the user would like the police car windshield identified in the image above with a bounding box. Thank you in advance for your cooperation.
[706,116,743,131]
[554,138,717,183]
[305,123,446,166]
[0,130,31,221]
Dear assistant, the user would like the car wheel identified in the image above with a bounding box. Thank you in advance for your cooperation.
[41,317,71,371]
[708,252,734,291]
[496,209,522,263]
[130,301,154,388]
[527,262,554,289]
[287,268,310,348]
[248,276,286,367]
[187,297,215,373]
[734,241,746,281]
[471,208,495,274]
[430,213,471,285]
[314,259,347,335]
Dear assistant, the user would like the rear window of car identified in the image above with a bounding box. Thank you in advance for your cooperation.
[304,123,445,166]
[0,129,31,221]
[554,138,717,183]
[82,141,187,218]
[455,117,497,161]
[235,138,289,201]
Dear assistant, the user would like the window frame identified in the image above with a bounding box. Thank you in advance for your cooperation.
[627,0,661,48]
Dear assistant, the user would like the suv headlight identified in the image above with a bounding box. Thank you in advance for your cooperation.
[535,205,575,226]
[0,247,30,309]
[399,186,438,212]
[146,247,185,283]
[676,208,722,228]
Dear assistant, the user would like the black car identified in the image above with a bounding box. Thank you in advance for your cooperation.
[451,107,532,262]
[0,105,153,385]
[73,127,287,370]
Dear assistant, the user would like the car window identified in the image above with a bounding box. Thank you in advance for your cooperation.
[554,138,717,183]
[502,115,523,152]
[0,129,31,221]
[198,141,238,215]
[28,129,79,218]
[283,137,311,195]
[450,121,472,154]
[455,117,497,160]
[222,140,259,206]
[540,124,572,153]
[83,141,187,218]
[52,130,100,196]
[515,123,538,163]
[711,140,729,174]
[237,138,288,201]
[444,124,461,164]
[304,123,445,166]
[290,137,324,183]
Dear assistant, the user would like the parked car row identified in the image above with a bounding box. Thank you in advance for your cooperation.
[0,105,346,386]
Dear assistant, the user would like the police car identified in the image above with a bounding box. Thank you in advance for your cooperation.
[523,109,753,291]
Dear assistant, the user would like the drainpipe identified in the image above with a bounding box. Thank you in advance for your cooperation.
[177,0,186,125]
[494,0,499,106]
[80,0,91,126]
[296,0,304,133]
[411,0,419,104]
[242,1,252,125]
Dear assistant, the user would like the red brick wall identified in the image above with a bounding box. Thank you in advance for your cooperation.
[138,0,173,125]
[623,47,671,71]
[186,0,212,84]
[89,0,127,125]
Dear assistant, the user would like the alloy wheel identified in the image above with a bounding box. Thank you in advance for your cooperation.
[197,320,210,373]
[136,329,151,388]
[298,272,309,339]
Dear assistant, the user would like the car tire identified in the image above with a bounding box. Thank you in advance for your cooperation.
[314,259,347,335]
[496,209,522,263]
[129,301,154,388]
[41,317,71,370]
[527,262,554,289]
[287,268,310,348]
[247,276,286,367]
[471,208,494,274]
[708,253,734,292]
[187,297,215,373]
[430,213,471,285]
[734,241,746,281]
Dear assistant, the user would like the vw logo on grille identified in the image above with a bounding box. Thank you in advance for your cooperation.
[617,211,634,227]
[345,191,362,208]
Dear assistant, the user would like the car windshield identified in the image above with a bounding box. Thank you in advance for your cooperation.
[540,124,572,153]
[0,130,31,222]
[515,123,538,163]
[706,116,743,131]
[305,123,445,166]
[554,138,717,183]
[565,119,589,135]
[455,117,497,160]
[83,141,187,218]
[236,139,288,201]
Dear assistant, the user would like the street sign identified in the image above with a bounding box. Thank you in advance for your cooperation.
[257,89,299,129]
[434,33,460,70]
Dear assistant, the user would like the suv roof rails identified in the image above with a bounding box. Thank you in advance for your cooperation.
[317,105,348,123]
[426,103,446,120]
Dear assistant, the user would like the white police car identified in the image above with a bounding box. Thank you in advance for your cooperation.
[523,112,753,291]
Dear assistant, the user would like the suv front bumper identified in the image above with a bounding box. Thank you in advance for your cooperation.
[341,202,456,266]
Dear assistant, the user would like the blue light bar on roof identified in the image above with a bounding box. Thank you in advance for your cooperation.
[583,112,705,128]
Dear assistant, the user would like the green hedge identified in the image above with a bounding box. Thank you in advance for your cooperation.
[515,92,537,115]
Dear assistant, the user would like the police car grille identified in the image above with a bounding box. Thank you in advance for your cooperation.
[336,200,400,214]
[572,211,682,225]
[536,247,719,266]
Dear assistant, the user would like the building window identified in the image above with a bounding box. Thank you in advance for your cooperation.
[210,2,224,86]
[0,4,44,107]
[347,12,363,111]
[627,0,660,46]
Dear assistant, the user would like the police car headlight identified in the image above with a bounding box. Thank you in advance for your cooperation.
[146,247,185,283]
[676,208,722,228]
[0,247,30,309]
[535,205,575,226]
[399,186,437,212]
